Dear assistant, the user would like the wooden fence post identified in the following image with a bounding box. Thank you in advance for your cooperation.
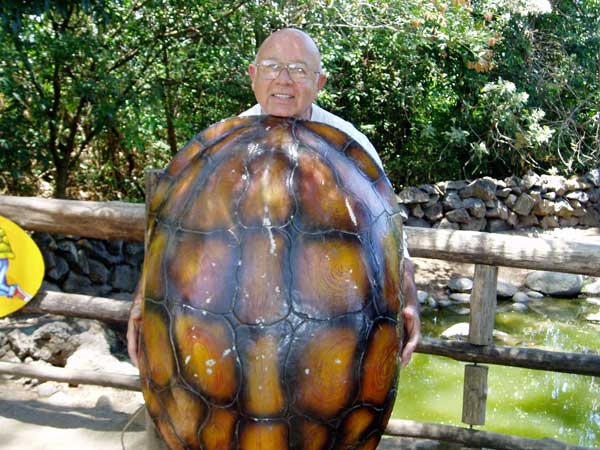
[462,264,498,431]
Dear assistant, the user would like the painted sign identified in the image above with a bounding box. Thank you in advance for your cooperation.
[0,215,44,318]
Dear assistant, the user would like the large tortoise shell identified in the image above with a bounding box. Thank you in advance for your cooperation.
[139,115,405,450]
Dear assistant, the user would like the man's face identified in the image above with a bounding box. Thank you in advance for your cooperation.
[248,31,326,120]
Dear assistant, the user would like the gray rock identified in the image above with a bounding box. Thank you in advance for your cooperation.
[417,290,429,304]
[541,175,566,195]
[460,178,497,201]
[526,290,545,300]
[56,240,79,265]
[423,193,441,209]
[40,280,62,292]
[463,197,486,218]
[486,200,509,220]
[397,187,429,204]
[446,208,471,224]
[460,218,487,231]
[507,211,519,227]
[111,264,139,292]
[406,217,431,228]
[566,191,589,203]
[441,322,470,339]
[513,193,536,216]
[88,259,110,284]
[423,203,443,221]
[449,293,471,304]
[516,215,539,229]
[525,271,584,297]
[579,207,600,227]
[63,271,92,293]
[497,280,518,298]
[512,302,529,312]
[496,187,512,199]
[448,277,473,292]
[442,191,464,210]
[86,240,122,265]
[79,283,113,297]
[565,178,593,191]
[447,305,471,315]
[46,256,69,282]
[397,204,410,222]
[582,278,600,296]
[522,172,542,190]
[584,168,600,187]
[559,217,579,227]
[512,292,530,303]
[540,215,560,229]
[105,239,124,256]
[433,218,459,230]
[585,297,600,306]
[533,198,554,216]
[418,184,441,195]
[504,193,518,210]
[585,313,600,322]
[542,191,557,201]
[445,180,469,190]
[411,203,425,218]
[554,198,574,217]
[487,219,511,232]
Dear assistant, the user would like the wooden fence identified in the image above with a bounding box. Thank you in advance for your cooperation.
[0,193,599,450]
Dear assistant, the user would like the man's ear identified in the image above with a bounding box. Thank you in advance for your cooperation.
[317,72,327,91]
[248,64,257,82]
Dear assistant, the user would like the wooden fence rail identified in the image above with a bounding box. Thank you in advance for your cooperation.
[2,195,600,275]
[1,193,599,450]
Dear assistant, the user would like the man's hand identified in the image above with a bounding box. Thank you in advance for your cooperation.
[126,282,143,367]
[400,258,421,368]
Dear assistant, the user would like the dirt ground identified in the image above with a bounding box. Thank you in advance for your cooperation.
[0,227,597,449]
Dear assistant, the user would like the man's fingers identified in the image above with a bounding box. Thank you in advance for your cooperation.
[401,305,421,368]
[127,302,143,367]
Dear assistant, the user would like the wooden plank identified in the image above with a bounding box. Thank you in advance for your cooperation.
[385,419,593,450]
[462,364,488,425]
[0,195,145,241]
[0,361,140,391]
[21,290,131,324]
[417,337,600,377]
[2,195,600,275]
[469,264,498,346]
[404,227,600,276]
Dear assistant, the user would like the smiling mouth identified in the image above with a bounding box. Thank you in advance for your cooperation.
[272,94,294,99]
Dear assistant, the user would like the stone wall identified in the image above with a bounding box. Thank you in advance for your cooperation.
[33,169,599,297]
[397,169,600,231]
[34,233,143,299]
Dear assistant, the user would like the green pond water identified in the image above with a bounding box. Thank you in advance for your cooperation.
[392,297,600,447]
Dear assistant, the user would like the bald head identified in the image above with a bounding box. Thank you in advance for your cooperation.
[248,28,327,120]
[255,28,322,71]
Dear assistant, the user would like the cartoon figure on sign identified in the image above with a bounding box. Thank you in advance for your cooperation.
[0,216,44,318]
[0,225,32,302]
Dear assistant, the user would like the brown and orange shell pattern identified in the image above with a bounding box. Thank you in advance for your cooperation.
[139,116,405,450]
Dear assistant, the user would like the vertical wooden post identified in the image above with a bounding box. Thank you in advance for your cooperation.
[462,364,488,425]
[461,264,498,431]
[469,265,498,346]
[143,169,166,450]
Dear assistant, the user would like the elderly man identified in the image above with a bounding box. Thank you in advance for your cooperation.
[127,28,420,369]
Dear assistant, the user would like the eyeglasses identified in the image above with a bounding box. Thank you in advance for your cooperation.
[255,61,320,82]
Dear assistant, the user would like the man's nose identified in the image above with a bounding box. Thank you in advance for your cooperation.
[275,67,293,82]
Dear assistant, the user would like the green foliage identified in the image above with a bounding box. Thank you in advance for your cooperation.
[0,0,598,199]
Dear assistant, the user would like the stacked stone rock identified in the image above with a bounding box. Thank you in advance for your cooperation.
[33,233,143,298]
[397,169,600,231]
